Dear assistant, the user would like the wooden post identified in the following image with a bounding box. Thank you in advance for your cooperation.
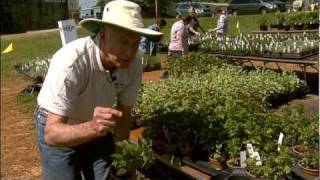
[155,0,158,19]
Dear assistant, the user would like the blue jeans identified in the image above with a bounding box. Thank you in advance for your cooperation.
[34,106,114,180]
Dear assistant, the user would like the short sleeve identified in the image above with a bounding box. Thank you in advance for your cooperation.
[43,58,87,116]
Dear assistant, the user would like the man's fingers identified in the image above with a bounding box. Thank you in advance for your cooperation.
[96,119,116,127]
[95,114,114,121]
[96,107,123,117]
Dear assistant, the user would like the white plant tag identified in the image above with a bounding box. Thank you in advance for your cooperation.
[277,132,284,152]
[240,151,247,168]
[253,152,262,166]
[247,144,254,158]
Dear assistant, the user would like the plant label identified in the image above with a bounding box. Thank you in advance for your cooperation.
[58,19,78,46]
[253,152,262,166]
[278,132,284,144]
[247,144,254,158]
[277,132,284,152]
[240,151,247,168]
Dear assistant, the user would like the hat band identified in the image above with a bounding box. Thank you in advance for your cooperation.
[103,17,144,28]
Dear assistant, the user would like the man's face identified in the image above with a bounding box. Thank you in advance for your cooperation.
[100,27,141,69]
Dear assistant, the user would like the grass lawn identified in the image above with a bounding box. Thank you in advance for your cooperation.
[1,14,266,113]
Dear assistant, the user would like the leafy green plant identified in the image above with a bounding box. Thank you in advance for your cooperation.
[246,148,294,179]
[226,138,242,166]
[258,15,269,27]
[111,138,154,177]
[211,144,227,162]
[300,149,319,170]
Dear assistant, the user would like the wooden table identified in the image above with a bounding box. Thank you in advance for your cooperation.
[251,29,319,34]
[213,54,319,82]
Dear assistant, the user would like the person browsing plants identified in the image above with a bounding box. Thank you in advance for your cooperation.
[168,14,192,58]
[139,18,167,56]
[34,0,162,179]
[208,8,228,37]
[187,7,205,38]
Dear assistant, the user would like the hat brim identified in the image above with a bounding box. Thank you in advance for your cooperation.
[80,18,163,42]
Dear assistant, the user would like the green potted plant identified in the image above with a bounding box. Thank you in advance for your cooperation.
[292,12,304,30]
[226,138,244,170]
[306,11,319,29]
[208,144,227,170]
[245,155,269,179]
[293,113,318,158]
[110,138,154,180]
[258,15,269,31]
[298,149,319,177]
[245,149,294,179]
[274,12,285,30]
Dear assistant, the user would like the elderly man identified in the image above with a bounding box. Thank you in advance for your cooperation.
[34,0,162,179]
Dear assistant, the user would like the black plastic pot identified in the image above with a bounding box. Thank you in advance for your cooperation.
[307,23,319,30]
[259,25,268,31]
[293,24,304,30]
[108,167,133,180]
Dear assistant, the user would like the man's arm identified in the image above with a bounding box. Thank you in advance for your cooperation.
[189,27,200,35]
[45,107,122,147]
[114,104,132,142]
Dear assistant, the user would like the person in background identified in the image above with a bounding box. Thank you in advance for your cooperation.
[187,7,205,38]
[159,14,191,79]
[168,14,192,58]
[208,8,228,37]
[33,1,162,179]
[139,18,167,56]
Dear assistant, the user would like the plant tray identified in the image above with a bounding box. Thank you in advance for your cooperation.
[182,157,318,180]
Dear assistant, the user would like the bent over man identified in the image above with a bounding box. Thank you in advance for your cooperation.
[34,0,162,179]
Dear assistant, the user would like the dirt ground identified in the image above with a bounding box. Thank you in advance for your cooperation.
[1,68,318,180]
[1,78,41,180]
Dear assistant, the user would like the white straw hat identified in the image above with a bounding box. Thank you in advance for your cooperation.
[80,0,163,41]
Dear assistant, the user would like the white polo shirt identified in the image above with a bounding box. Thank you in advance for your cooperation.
[37,36,143,124]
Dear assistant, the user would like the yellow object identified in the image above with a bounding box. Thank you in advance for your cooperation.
[236,21,240,33]
[1,43,13,54]
[310,4,316,12]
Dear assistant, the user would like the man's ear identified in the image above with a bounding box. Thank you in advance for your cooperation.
[99,27,106,38]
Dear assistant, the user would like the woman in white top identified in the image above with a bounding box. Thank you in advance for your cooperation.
[208,8,228,36]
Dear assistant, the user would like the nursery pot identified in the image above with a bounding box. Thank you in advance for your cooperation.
[245,169,264,180]
[209,156,225,170]
[298,160,319,177]
[307,23,319,30]
[226,159,244,169]
[259,25,268,31]
[109,167,133,180]
[293,24,304,30]
[277,24,284,30]
[226,159,244,174]
[283,25,291,31]
[292,145,310,158]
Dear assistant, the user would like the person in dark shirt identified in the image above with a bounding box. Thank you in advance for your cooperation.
[187,7,205,38]
[140,18,167,56]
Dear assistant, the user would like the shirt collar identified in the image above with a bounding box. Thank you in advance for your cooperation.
[94,34,111,73]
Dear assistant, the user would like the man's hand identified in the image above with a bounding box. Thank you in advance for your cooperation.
[91,107,123,137]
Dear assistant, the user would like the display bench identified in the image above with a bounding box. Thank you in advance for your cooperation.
[251,30,319,34]
[129,127,319,180]
[212,54,319,83]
